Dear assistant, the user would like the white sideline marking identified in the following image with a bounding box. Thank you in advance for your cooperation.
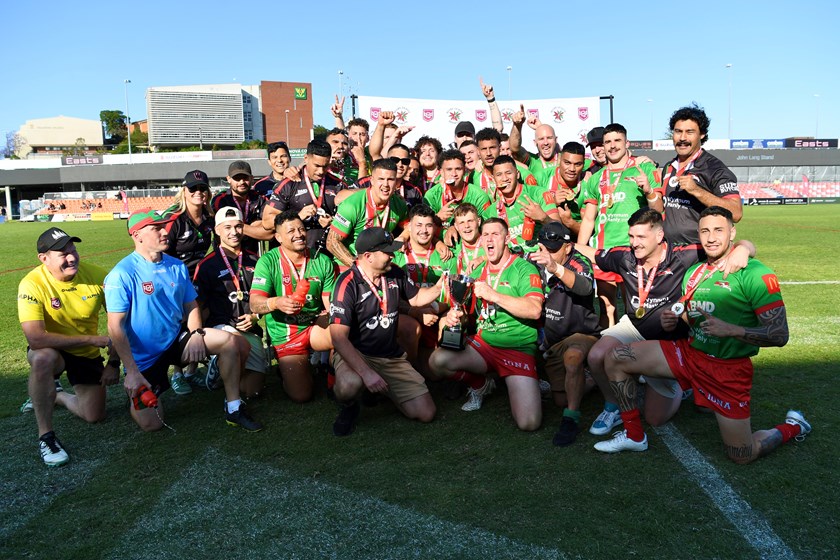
[779,281,840,285]
[109,448,567,560]
[654,423,795,560]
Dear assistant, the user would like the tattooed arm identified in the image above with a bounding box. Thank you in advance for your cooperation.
[697,306,789,347]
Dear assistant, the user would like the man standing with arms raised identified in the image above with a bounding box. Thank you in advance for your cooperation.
[509,104,560,177]
[578,123,663,328]
[662,104,742,244]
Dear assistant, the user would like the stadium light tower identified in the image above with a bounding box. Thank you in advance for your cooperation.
[124,79,132,162]
[814,94,820,137]
[506,66,512,99]
[725,64,733,139]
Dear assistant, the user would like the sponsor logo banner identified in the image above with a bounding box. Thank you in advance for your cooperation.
[784,138,838,148]
[62,155,102,166]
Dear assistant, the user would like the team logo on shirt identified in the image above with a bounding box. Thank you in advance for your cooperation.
[422,109,434,122]
[142,282,154,295]
[447,108,463,123]
[475,109,487,122]
[714,281,731,291]
[762,274,781,294]
[394,107,410,124]
[50,297,61,309]
[578,106,589,121]
[551,107,565,123]
[282,275,291,285]
[370,107,381,121]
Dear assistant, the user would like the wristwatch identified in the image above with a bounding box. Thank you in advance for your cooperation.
[191,328,206,336]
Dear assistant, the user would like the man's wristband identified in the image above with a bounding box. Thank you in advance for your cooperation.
[646,191,660,201]
[486,97,496,103]
[191,328,206,337]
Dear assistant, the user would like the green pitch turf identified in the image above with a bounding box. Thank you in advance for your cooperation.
[0,206,837,559]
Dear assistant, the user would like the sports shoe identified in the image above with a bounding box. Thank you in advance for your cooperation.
[785,410,812,442]
[333,401,361,437]
[39,431,69,467]
[552,416,581,447]
[594,430,648,453]
[186,372,207,390]
[461,378,495,412]
[21,380,64,413]
[170,372,192,395]
[205,355,222,390]
[589,408,623,435]
[225,406,263,432]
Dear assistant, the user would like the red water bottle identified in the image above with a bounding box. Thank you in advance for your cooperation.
[290,278,310,312]
[522,217,535,241]
[133,386,158,410]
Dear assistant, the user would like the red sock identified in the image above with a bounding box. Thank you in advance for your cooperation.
[621,409,645,442]
[774,422,800,444]
[451,370,486,390]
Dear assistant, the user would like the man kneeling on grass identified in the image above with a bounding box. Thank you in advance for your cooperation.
[594,207,811,463]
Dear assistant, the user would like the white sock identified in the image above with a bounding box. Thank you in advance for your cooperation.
[226,399,241,414]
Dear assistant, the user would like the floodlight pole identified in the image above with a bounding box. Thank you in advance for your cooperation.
[124,79,132,163]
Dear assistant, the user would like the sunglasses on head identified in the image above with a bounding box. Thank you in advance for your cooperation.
[390,156,411,166]
[187,185,209,193]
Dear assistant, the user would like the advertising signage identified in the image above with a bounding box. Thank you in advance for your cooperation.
[730,139,785,149]
[783,138,838,148]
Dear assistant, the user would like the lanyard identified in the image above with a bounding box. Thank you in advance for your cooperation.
[678,260,721,306]
[458,241,481,275]
[230,193,250,223]
[219,247,244,294]
[405,244,431,285]
[480,169,498,200]
[664,148,704,188]
[303,168,323,208]
[365,189,390,229]
[480,254,515,291]
[443,180,466,206]
[278,247,308,296]
[357,266,388,317]
[495,183,522,224]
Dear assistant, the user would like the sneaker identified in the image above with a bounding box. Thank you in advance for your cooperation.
[205,355,222,390]
[186,372,207,390]
[594,430,648,453]
[38,431,69,467]
[552,416,581,447]
[170,372,192,395]
[225,406,263,432]
[21,380,64,413]
[785,410,812,442]
[333,401,361,437]
[589,408,623,435]
[461,378,495,412]
[538,379,551,396]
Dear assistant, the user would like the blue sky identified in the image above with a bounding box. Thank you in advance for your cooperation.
[2,0,837,143]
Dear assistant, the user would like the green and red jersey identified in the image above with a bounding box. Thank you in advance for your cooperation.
[392,245,447,288]
[484,183,556,253]
[331,189,408,261]
[423,182,493,226]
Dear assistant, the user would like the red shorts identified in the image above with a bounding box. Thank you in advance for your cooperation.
[273,326,312,359]
[659,338,753,419]
[467,334,537,379]
[593,262,622,283]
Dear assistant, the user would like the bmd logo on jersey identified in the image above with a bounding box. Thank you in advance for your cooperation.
[475,109,487,122]
[578,107,589,121]
[142,282,154,295]
[50,297,61,309]
[370,107,381,121]
[422,109,434,122]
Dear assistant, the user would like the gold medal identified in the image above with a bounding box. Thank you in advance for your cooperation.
[236,291,244,301]
[635,306,646,319]
[606,195,614,209]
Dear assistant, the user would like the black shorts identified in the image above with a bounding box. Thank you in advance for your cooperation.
[139,327,193,395]
[59,350,105,386]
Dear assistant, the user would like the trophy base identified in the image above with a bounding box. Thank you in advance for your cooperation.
[439,328,467,351]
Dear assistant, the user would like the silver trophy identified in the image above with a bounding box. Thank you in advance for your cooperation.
[439,273,474,351]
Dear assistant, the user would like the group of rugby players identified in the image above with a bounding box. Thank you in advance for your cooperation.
[20,81,810,468]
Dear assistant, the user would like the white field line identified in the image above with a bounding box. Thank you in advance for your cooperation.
[108,448,567,560]
[779,281,840,285]
[653,423,796,560]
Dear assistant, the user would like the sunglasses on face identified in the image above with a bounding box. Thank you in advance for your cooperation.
[187,185,209,193]
[456,132,473,138]
[390,157,411,166]
[540,230,569,242]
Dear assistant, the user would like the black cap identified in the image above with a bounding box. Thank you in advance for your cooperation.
[183,170,209,189]
[527,221,573,252]
[355,227,403,255]
[37,227,81,253]
[228,161,252,177]
[454,121,476,137]
[586,127,605,146]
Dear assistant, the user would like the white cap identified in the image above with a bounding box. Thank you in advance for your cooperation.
[214,206,243,227]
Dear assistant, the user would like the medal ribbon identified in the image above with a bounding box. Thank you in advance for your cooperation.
[478,254,515,318]
[635,244,668,311]
[663,148,704,187]
[357,266,389,318]
[365,188,390,229]
[405,243,431,285]
[677,260,720,307]
[480,169,498,200]
[303,168,324,209]
[457,241,481,275]
[598,156,636,211]
[495,183,522,225]
[540,152,559,169]
[278,247,308,297]
[219,247,244,294]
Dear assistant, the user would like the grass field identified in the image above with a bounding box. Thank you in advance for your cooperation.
[1,206,838,559]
